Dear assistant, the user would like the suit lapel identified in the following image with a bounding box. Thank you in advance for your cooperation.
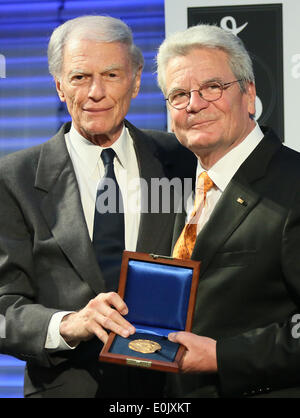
[192,128,282,276]
[35,124,105,295]
[192,179,260,275]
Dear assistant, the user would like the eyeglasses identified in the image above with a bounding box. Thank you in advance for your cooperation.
[165,79,243,110]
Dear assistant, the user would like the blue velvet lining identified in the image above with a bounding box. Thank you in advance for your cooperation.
[134,325,175,337]
[124,260,193,335]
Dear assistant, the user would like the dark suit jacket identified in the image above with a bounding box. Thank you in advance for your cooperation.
[167,127,300,398]
[0,120,196,398]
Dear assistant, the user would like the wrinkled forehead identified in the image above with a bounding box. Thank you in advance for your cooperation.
[61,38,132,72]
[165,47,233,89]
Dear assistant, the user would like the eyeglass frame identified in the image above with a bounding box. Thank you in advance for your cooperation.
[165,79,243,110]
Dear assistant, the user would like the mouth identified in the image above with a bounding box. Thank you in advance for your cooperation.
[83,107,113,113]
[190,120,215,128]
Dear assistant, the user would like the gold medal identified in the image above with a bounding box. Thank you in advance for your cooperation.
[128,339,161,354]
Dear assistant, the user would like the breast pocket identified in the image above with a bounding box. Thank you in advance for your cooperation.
[211,250,257,268]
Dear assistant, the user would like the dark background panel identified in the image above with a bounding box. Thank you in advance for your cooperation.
[188,4,284,140]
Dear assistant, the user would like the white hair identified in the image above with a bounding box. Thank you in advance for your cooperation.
[156,24,255,95]
[48,15,144,79]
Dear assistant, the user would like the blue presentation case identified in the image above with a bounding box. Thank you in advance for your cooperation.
[99,251,200,372]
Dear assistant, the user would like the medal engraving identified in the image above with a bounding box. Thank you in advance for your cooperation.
[128,339,161,354]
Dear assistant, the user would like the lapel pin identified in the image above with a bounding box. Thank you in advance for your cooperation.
[236,197,247,206]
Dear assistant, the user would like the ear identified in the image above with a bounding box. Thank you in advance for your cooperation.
[55,77,66,102]
[131,66,143,99]
[246,82,256,116]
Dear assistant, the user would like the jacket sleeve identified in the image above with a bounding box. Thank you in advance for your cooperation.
[0,175,59,367]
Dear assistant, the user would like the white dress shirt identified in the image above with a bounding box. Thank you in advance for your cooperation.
[186,123,264,234]
[45,123,140,350]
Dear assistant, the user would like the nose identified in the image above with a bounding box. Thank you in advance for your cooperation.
[88,76,105,101]
[186,90,209,113]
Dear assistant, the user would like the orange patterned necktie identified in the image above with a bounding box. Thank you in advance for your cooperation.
[172,171,214,259]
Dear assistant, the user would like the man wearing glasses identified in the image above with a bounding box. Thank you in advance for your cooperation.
[156,24,300,397]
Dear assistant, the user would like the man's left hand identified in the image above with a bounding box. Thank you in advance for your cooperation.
[168,331,217,373]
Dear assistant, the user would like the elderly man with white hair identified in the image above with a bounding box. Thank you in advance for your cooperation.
[0,15,195,398]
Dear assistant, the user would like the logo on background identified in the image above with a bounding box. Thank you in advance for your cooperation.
[220,15,248,35]
[291,314,300,339]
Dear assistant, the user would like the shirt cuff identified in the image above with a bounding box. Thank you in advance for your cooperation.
[45,311,77,351]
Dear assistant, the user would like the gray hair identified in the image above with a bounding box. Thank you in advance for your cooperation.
[48,15,144,79]
[156,24,254,96]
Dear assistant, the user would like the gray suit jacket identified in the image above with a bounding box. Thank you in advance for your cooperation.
[167,127,300,398]
[0,120,196,397]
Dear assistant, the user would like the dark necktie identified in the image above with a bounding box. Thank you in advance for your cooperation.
[92,148,125,291]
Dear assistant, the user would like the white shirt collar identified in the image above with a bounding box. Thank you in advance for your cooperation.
[196,123,264,191]
[67,123,130,178]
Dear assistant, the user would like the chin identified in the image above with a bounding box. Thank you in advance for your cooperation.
[188,136,216,149]
[83,122,109,135]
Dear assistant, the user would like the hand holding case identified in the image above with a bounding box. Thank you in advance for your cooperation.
[99,251,200,372]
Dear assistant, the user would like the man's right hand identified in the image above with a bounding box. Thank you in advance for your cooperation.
[59,292,135,346]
